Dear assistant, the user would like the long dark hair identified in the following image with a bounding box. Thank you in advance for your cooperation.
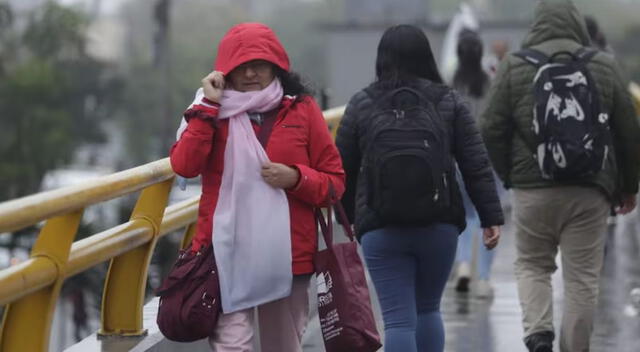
[453,29,489,99]
[375,24,443,87]
[274,67,313,98]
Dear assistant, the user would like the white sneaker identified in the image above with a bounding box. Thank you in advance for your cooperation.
[473,279,494,299]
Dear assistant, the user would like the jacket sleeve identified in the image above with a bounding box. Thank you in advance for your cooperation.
[609,62,640,195]
[453,92,505,228]
[169,101,219,178]
[480,58,513,185]
[334,92,368,223]
[287,98,346,207]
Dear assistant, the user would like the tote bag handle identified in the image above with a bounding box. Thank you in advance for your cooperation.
[315,183,355,248]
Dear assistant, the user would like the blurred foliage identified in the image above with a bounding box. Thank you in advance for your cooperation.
[0,1,121,200]
[115,0,249,164]
[0,2,11,33]
[23,2,86,58]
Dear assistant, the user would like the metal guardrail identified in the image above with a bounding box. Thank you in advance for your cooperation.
[630,82,640,116]
[0,107,345,352]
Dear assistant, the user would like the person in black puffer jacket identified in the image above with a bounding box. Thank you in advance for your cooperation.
[336,24,504,352]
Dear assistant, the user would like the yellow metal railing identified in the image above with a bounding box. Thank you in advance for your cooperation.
[630,82,640,117]
[0,107,345,351]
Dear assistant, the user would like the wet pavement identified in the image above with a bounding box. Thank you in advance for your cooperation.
[303,205,640,352]
[591,211,640,352]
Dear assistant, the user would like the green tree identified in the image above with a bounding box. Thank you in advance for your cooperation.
[0,2,119,200]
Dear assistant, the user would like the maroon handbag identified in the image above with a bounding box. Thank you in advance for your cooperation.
[156,244,221,342]
[314,198,382,352]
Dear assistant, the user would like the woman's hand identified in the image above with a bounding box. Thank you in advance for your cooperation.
[202,71,225,103]
[261,162,300,189]
[616,193,637,215]
[483,226,500,250]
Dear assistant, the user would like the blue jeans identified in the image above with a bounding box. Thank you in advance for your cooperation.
[455,172,497,280]
[361,224,459,352]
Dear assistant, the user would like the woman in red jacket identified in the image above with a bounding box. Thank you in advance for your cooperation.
[170,23,345,352]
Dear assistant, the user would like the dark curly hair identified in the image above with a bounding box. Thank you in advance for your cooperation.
[274,67,314,99]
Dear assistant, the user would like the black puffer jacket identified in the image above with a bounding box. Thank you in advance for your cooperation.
[336,78,504,239]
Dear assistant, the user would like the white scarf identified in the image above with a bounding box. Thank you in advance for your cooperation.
[176,79,292,313]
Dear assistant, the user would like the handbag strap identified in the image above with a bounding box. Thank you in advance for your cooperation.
[316,206,333,247]
[333,198,355,241]
[155,245,211,296]
[327,183,355,241]
[315,183,355,249]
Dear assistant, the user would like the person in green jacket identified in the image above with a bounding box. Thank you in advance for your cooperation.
[480,1,640,351]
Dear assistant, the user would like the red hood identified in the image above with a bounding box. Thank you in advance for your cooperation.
[214,23,290,75]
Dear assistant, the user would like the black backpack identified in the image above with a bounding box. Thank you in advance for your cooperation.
[514,47,611,181]
[363,86,451,225]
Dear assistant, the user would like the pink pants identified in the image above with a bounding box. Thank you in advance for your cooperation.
[208,275,311,352]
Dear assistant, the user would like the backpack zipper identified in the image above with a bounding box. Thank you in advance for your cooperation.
[393,109,405,119]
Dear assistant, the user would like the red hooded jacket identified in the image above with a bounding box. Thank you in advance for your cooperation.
[169,23,345,274]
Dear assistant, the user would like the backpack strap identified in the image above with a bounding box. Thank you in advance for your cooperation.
[513,48,549,68]
[574,46,606,131]
[575,47,599,64]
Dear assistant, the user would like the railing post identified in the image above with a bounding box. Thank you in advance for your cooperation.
[0,210,83,352]
[98,178,173,337]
